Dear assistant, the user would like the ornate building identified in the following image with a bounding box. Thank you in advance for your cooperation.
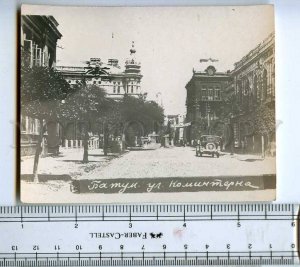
[228,32,275,155]
[185,61,231,142]
[20,15,62,156]
[56,42,143,100]
[55,42,143,141]
[185,33,275,155]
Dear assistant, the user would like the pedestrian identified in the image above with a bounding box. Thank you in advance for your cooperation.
[241,140,245,154]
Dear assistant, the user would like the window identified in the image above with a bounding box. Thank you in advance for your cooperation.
[93,81,96,84]
[262,69,268,100]
[23,40,33,67]
[98,81,101,84]
[117,86,121,94]
[201,88,207,100]
[131,86,134,93]
[215,88,221,100]
[21,115,27,132]
[32,45,42,66]
[208,88,213,100]
[113,86,116,93]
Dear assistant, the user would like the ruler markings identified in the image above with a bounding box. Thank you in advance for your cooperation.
[0,213,296,220]
[0,204,298,266]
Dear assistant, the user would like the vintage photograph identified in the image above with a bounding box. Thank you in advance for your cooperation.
[20,5,276,203]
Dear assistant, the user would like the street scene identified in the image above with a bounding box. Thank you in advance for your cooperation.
[20,5,275,202]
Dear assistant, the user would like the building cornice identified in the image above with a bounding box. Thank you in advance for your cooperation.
[232,32,274,74]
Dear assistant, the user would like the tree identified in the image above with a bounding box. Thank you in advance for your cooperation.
[21,65,76,181]
[94,99,122,156]
[59,83,108,162]
[253,105,276,157]
[121,95,164,136]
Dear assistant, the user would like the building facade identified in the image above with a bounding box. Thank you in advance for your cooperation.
[20,15,62,156]
[56,42,143,100]
[185,62,231,142]
[55,42,143,142]
[228,32,275,155]
[185,33,275,155]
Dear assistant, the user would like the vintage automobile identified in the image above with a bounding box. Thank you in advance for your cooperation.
[196,135,221,158]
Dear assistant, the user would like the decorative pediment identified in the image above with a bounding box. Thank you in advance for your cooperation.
[85,66,110,76]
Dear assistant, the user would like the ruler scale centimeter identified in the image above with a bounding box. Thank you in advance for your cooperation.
[0,204,299,266]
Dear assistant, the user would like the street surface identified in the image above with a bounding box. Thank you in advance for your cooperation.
[21,146,276,203]
[85,146,275,179]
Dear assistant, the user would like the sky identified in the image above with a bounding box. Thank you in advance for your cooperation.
[23,5,274,115]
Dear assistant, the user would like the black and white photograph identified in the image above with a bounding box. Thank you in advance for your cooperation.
[20,5,276,203]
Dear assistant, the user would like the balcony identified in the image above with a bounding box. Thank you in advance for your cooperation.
[201,96,222,101]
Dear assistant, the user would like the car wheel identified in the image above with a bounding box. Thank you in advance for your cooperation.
[211,153,214,158]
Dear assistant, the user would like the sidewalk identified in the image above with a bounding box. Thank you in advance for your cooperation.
[221,151,274,162]
[21,148,124,180]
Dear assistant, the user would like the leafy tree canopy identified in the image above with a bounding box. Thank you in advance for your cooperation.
[254,105,275,136]
[121,95,164,134]
[21,66,76,120]
[59,84,108,124]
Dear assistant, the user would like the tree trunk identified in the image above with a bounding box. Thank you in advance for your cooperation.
[33,118,44,182]
[103,124,108,156]
[98,132,101,149]
[82,126,89,163]
[261,134,265,159]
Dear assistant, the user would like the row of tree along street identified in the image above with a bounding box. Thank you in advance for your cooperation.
[21,65,164,181]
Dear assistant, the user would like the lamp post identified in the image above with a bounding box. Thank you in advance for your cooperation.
[206,102,211,133]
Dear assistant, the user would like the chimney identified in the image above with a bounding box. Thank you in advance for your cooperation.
[108,58,119,67]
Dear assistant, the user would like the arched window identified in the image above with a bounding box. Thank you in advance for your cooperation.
[244,78,250,109]
[272,63,275,96]
[262,69,268,100]
[253,75,257,103]
[237,81,242,104]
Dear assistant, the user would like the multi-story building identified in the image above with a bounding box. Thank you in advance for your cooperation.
[20,15,62,156]
[56,42,143,100]
[55,42,143,141]
[228,32,275,154]
[185,33,275,155]
[185,60,231,142]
